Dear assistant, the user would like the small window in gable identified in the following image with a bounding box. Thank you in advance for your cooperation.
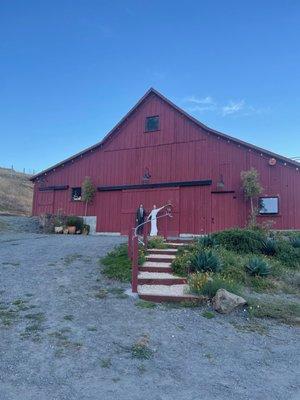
[71,187,82,201]
[145,116,159,132]
[259,197,279,215]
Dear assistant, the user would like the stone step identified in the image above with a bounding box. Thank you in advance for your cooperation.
[138,271,186,285]
[166,242,187,248]
[138,284,200,303]
[146,254,176,263]
[147,248,178,255]
[139,261,172,273]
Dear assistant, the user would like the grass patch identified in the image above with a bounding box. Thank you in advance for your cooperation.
[231,321,269,335]
[163,300,201,309]
[100,358,112,368]
[2,262,20,266]
[108,287,128,299]
[87,326,97,332]
[95,288,108,299]
[24,312,46,323]
[131,335,153,360]
[202,311,215,319]
[49,328,82,357]
[248,298,300,325]
[135,300,157,309]
[63,254,83,266]
[100,244,145,282]
[63,314,74,321]
[101,244,132,282]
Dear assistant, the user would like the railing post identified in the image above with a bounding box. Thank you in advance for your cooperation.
[131,236,138,293]
[128,228,132,259]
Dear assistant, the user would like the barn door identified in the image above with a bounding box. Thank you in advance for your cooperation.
[37,190,54,214]
[96,192,121,233]
[211,192,238,232]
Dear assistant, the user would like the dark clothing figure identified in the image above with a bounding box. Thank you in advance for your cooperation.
[136,207,147,234]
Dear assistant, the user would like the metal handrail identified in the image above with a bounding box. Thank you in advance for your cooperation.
[133,204,173,242]
[129,203,173,293]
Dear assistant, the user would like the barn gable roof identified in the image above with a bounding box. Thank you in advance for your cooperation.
[31,88,299,181]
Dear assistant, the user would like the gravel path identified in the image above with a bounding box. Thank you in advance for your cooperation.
[0,216,299,400]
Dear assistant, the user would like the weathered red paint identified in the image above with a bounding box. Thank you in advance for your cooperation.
[31,89,300,234]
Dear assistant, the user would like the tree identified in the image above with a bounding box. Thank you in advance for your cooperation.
[241,168,263,226]
[82,177,96,216]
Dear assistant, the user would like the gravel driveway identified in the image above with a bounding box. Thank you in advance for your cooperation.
[0,217,299,400]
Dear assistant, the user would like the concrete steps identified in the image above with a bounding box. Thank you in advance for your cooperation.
[137,241,200,303]
[147,248,178,255]
[139,261,173,273]
[138,271,186,285]
[138,284,199,303]
[145,254,176,263]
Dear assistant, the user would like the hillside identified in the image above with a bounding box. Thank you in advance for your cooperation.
[0,167,33,216]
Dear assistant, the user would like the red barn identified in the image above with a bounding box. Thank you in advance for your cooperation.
[31,88,300,235]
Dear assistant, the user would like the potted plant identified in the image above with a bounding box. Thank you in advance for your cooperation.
[66,216,83,234]
[53,213,66,234]
[82,224,90,235]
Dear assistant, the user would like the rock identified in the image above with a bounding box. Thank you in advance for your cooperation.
[212,289,246,314]
[54,226,63,234]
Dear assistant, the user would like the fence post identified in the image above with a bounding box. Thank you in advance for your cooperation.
[131,236,138,293]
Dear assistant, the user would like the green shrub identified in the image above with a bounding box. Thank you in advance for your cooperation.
[188,272,210,293]
[171,252,193,276]
[196,235,216,248]
[245,257,270,277]
[197,275,242,298]
[147,236,168,249]
[66,216,84,231]
[250,276,276,292]
[190,250,223,273]
[261,238,278,256]
[276,240,300,269]
[212,228,266,254]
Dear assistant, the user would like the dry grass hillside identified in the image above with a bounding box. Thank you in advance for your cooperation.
[0,167,33,216]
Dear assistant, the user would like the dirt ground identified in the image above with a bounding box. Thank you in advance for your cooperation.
[0,216,299,400]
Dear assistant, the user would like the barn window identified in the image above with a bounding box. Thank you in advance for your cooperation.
[259,197,279,215]
[145,116,159,132]
[71,187,82,201]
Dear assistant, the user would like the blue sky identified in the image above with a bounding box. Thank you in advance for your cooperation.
[1,0,299,173]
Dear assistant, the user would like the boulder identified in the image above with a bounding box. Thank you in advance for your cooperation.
[212,289,246,314]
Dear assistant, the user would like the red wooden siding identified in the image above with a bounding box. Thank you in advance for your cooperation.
[31,90,300,233]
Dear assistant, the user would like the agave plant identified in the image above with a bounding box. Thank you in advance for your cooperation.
[261,238,278,256]
[189,250,223,273]
[290,236,300,249]
[245,257,270,277]
[196,235,216,248]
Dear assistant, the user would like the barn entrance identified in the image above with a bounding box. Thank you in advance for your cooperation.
[120,187,180,236]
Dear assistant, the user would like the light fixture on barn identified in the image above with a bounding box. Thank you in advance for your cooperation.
[217,174,225,189]
[268,158,277,166]
[142,167,151,183]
